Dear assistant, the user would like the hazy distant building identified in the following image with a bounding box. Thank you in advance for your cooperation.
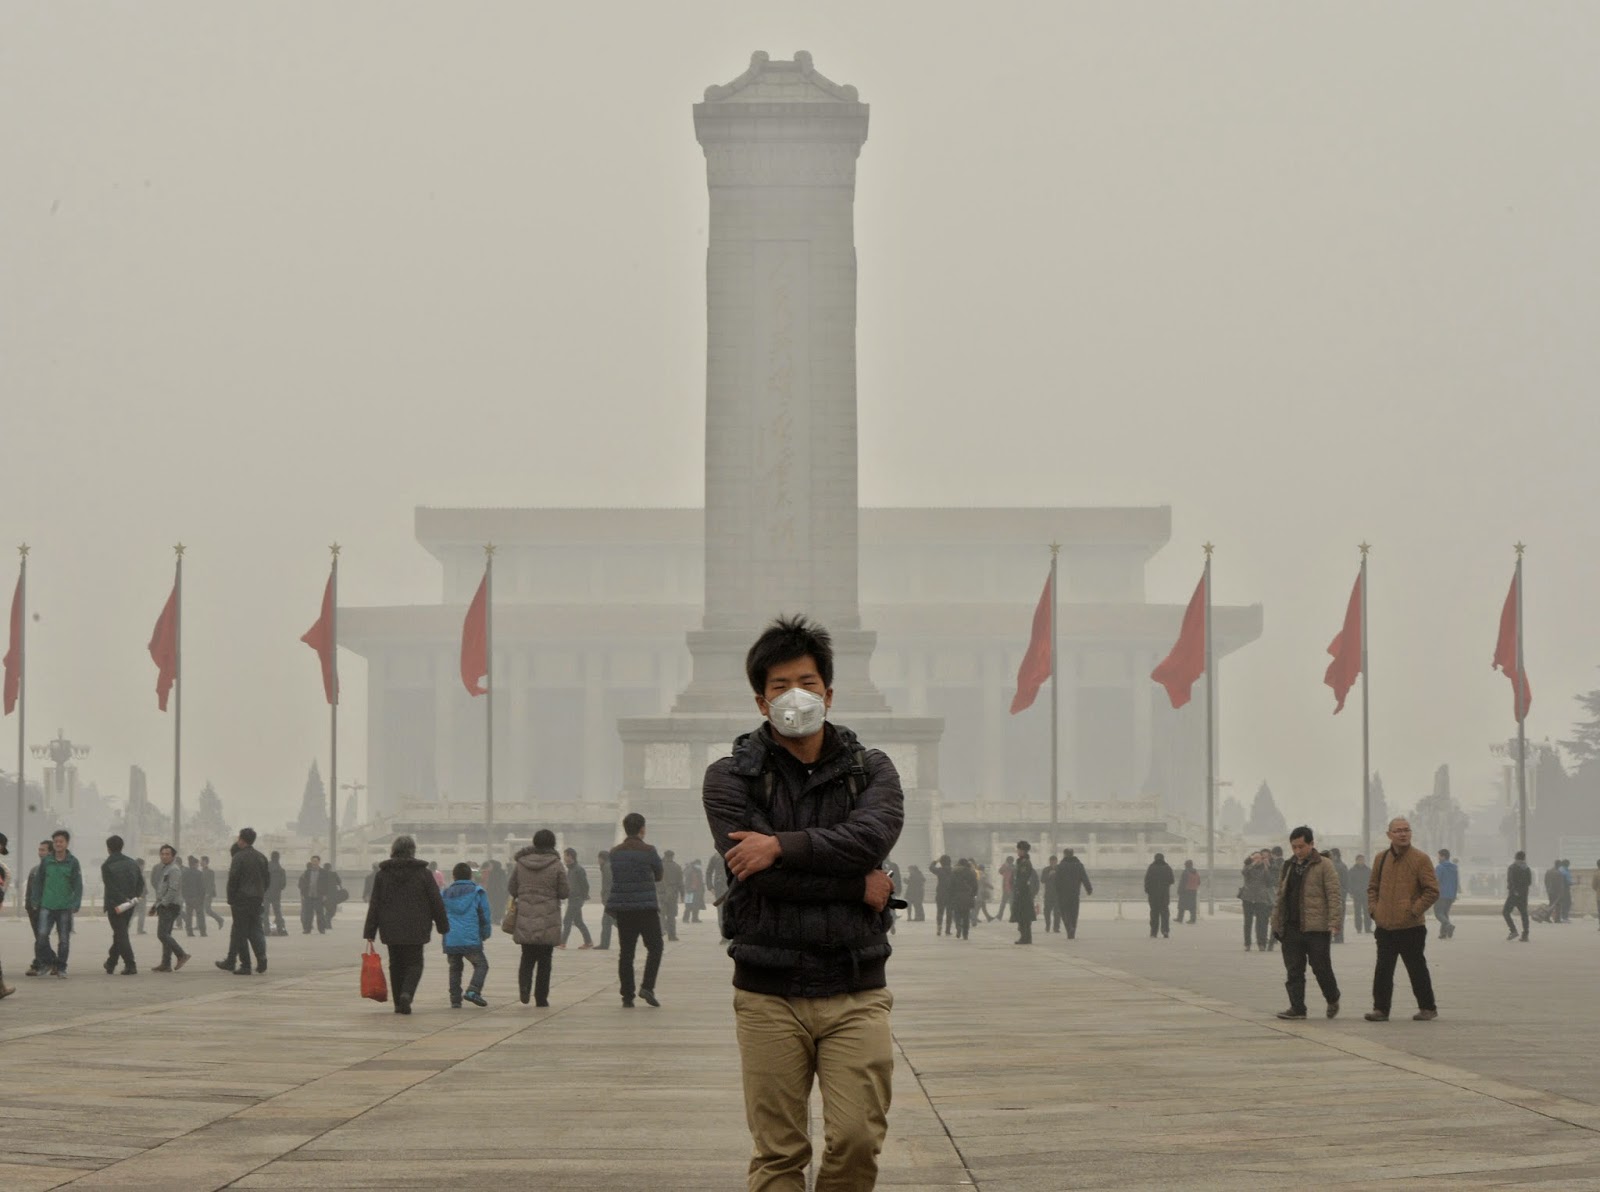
[340,505,1261,850]
[340,52,1263,863]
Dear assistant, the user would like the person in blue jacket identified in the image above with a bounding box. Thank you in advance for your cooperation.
[441,862,493,1008]
[1434,848,1459,940]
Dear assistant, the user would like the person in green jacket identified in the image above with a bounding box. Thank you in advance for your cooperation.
[35,830,83,977]
[101,835,145,975]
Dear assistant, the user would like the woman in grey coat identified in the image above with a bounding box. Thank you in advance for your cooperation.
[506,829,569,1007]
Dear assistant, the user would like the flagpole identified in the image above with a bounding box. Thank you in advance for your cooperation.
[1359,543,1371,863]
[1514,543,1527,856]
[1203,543,1215,916]
[1048,542,1060,854]
[329,544,340,868]
[484,543,495,863]
[173,544,185,852]
[14,545,27,916]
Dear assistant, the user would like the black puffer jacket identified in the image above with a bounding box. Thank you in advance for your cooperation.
[362,857,449,946]
[702,723,904,998]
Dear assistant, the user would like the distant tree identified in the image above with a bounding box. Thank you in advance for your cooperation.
[1244,781,1286,839]
[187,780,231,846]
[1368,771,1390,832]
[1559,677,1600,768]
[1219,795,1247,835]
[1412,764,1469,855]
[296,761,329,838]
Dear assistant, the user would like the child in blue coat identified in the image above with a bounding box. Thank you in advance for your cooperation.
[441,862,493,1007]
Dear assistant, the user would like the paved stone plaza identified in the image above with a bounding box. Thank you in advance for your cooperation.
[2,902,1598,1190]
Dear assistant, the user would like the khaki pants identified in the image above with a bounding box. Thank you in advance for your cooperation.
[734,987,893,1192]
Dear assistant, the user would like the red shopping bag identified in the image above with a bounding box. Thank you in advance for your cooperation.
[361,942,388,1003]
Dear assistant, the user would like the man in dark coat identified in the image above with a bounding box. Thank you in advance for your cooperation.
[265,851,287,936]
[222,828,270,975]
[596,850,615,950]
[318,863,345,923]
[931,854,953,935]
[363,834,449,1014]
[1346,855,1372,934]
[1144,853,1175,939]
[904,865,925,921]
[604,814,664,1006]
[561,847,593,948]
[181,856,205,936]
[1054,849,1092,939]
[1041,855,1059,932]
[199,856,225,932]
[101,835,145,975]
[299,857,325,933]
[1010,841,1039,945]
[659,849,683,942]
[1503,850,1533,941]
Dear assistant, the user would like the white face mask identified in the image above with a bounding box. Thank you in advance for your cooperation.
[765,687,827,739]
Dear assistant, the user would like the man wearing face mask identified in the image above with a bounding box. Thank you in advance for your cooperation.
[703,615,905,1192]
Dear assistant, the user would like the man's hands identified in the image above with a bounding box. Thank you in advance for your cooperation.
[864,870,893,912]
[726,832,783,880]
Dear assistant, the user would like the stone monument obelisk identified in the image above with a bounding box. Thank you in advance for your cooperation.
[618,51,942,856]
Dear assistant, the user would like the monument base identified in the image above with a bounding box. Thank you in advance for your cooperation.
[617,711,944,863]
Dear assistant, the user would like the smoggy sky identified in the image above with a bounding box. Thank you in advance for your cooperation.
[3,2,1597,836]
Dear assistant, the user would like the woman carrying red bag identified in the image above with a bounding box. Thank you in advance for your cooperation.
[363,835,449,1015]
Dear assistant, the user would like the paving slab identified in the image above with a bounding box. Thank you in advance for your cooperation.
[2,905,1599,1189]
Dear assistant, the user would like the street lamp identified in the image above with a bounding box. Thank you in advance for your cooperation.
[30,728,90,810]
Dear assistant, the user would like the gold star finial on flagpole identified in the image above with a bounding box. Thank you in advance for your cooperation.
[17,543,28,558]
[174,542,186,558]
[330,542,342,557]
[1049,540,1061,557]
[1358,541,1371,557]
[1202,542,1214,557]
[1514,541,1526,557]
[484,542,497,557]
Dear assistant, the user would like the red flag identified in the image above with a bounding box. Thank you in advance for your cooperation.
[1324,571,1363,714]
[460,571,488,696]
[300,572,338,705]
[1492,571,1531,721]
[148,583,179,712]
[2,570,21,715]
[1151,571,1207,709]
[1009,570,1054,714]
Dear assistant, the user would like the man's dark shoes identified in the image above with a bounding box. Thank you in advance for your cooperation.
[104,959,117,975]
[257,961,266,974]
[152,964,173,973]
[535,999,549,1008]
[1364,1010,1389,1022]
[122,968,138,976]
[1276,1009,1307,1020]
[395,993,412,1014]
[639,989,660,1007]
[215,960,234,972]
[621,996,635,1008]
[236,968,252,976]
[1507,930,1518,940]
[1413,1009,1438,1021]
[1326,1000,1340,1018]
[174,954,189,970]
[464,990,487,1007]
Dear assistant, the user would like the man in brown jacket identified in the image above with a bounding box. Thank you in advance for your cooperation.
[1365,817,1440,1022]
[1270,826,1342,1020]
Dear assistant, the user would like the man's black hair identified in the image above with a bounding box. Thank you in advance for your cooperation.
[453,862,472,880]
[533,828,557,849]
[160,842,175,856]
[239,827,257,845]
[52,828,70,842]
[1289,825,1313,844]
[622,812,646,837]
[745,614,834,695]
[270,850,280,862]
[1515,850,1526,861]
[106,835,124,853]
[1438,848,1450,860]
